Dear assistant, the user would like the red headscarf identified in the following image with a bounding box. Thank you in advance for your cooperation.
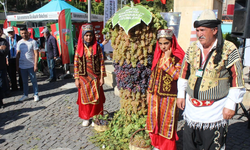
[151,34,185,70]
[76,23,98,57]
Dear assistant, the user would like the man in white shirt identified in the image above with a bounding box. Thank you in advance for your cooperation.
[177,10,246,150]
[16,27,39,102]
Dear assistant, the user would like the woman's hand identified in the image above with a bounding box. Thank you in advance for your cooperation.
[75,79,80,89]
[100,77,104,86]
[164,47,172,59]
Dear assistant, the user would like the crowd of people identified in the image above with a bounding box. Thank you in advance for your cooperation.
[0,9,247,150]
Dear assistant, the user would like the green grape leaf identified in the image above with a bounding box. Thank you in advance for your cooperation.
[112,5,152,35]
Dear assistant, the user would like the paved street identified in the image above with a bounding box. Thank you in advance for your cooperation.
[0,71,250,150]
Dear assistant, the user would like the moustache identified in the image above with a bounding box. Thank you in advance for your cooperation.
[199,36,206,39]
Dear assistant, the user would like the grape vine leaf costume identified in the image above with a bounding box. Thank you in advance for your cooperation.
[74,24,106,120]
[146,29,185,150]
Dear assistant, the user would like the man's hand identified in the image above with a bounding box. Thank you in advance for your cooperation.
[0,45,6,50]
[177,98,185,110]
[34,66,38,72]
[223,107,235,120]
[75,79,80,89]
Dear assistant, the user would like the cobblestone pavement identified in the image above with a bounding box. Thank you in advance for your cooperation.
[0,72,250,150]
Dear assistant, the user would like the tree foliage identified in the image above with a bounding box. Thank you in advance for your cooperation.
[3,0,173,15]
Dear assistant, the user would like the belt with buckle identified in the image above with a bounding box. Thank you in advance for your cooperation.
[189,98,214,107]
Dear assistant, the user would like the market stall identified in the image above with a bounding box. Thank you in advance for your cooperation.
[6,0,103,22]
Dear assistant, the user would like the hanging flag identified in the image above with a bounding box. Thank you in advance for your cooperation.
[39,27,45,37]
[3,19,10,29]
[133,0,140,4]
[28,28,34,39]
[11,21,17,27]
[51,23,62,56]
[58,9,74,64]
[13,27,20,35]
[160,0,166,4]
[79,0,86,2]
[34,28,40,38]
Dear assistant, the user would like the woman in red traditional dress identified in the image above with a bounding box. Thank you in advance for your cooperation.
[146,29,185,150]
[74,24,106,126]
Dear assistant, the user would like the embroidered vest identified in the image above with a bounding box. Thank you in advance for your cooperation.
[148,56,180,97]
[185,40,244,101]
[78,45,101,76]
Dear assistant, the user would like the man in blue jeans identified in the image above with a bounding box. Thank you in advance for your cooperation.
[16,27,39,102]
[0,37,9,108]
[41,28,59,82]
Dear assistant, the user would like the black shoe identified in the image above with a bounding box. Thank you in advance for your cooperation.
[49,79,56,83]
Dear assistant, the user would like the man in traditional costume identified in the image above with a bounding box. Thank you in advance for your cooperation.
[146,29,185,150]
[177,10,246,150]
[74,24,106,126]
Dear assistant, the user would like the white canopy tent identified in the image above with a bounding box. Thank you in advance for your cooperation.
[7,0,103,22]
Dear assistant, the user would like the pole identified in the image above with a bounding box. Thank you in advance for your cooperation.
[88,0,91,23]
[0,1,8,27]
[121,0,122,9]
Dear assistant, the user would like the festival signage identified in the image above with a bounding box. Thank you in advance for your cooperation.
[104,0,117,27]
[7,12,103,22]
[112,5,152,34]
[103,0,117,52]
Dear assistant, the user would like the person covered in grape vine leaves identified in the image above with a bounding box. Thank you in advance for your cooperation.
[177,10,246,150]
[74,24,106,127]
[146,29,185,150]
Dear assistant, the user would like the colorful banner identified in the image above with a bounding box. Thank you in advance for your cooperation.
[51,23,62,56]
[58,9,74,64]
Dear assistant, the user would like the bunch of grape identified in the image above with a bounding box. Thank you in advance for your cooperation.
[114,60,152,94]
[109,24,156,68]
[95,119,109,126]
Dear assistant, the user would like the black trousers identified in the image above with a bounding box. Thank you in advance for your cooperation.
[183,122,227,150]
[7,58,23,90]
[0,69,7,106]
